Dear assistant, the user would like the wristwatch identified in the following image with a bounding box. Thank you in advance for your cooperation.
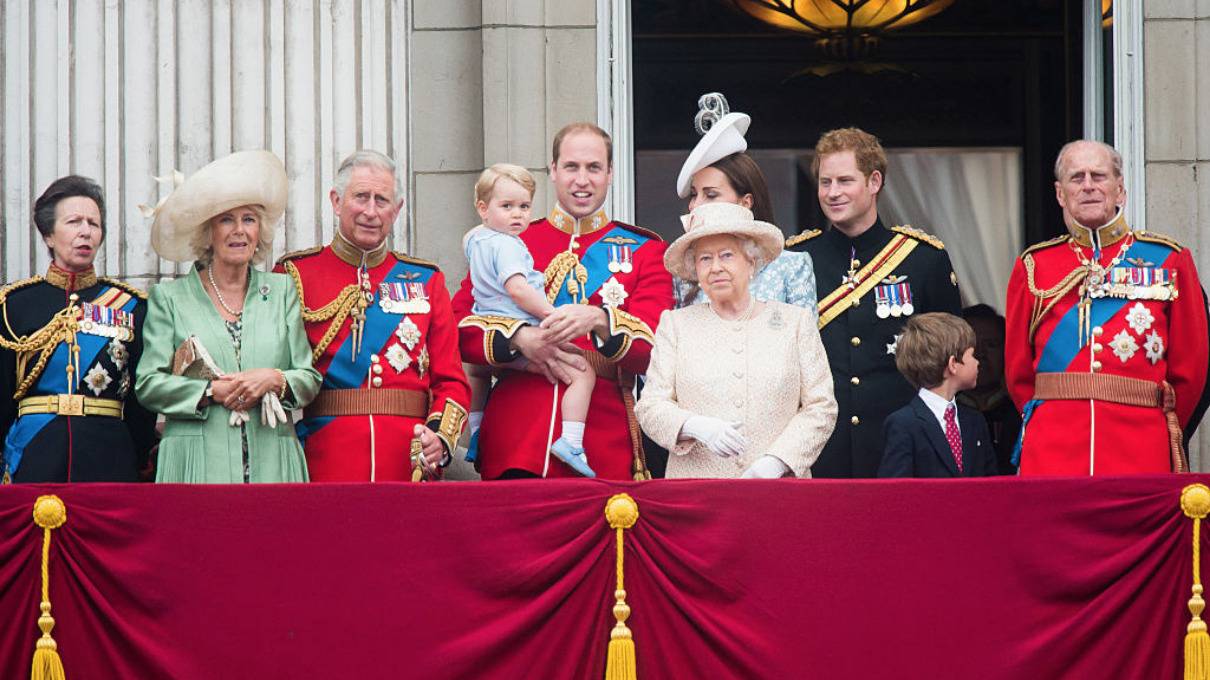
[204,381,214,401]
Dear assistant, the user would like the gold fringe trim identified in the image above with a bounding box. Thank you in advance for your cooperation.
[1183,484,1210,680]
[604,494,639,680]
[31,495,68,680]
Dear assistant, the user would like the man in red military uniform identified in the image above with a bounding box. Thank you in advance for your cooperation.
[1005,140,1209,474]
[276,150,469,481]
[453,123,674,480]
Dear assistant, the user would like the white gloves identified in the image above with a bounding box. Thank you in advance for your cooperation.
[224,393,288,429]
[227,408,250,427]
[681,415,748,458]
[740,455,791,479]
[261,392,289,429]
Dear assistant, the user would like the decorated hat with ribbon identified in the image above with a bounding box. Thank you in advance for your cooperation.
[146,150,288,263]
[664,201,783,282]
[675,93,752,199]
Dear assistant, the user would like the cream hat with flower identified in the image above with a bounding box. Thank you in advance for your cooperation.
[663,202,783,282]
[149,150,288,262]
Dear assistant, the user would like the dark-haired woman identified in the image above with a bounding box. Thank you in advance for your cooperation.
[675,102,818,313]
[0,176,156,482]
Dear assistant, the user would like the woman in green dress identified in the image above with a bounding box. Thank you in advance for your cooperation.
[135,150,320,483]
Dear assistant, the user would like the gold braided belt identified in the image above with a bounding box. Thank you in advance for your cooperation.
[18,395,123,418]
[304,388,428,419]
[1033,372,1188,472]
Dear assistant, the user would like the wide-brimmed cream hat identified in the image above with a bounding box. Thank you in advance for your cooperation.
[149,150,288,262]
[664,202,783,281]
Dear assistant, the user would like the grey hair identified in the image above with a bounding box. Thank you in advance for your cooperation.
[191,205,273,266]
[682,235,765,282]
[1054,140,1123,181]
[332,150,404,200]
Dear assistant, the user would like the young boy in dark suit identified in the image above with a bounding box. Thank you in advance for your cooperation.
[878,312,996,478]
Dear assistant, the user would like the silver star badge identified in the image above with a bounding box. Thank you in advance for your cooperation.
[886,333,902,355]
[395,316,422,350]
[84,364,113,396]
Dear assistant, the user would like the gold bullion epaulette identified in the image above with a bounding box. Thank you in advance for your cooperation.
[275,245,324,267]
[0,276,44,306]
[785,229,822,248]
[100,277,147,300]
[613,221,665,243]
[1135,230,1184,253]
[393,252,440,271]
[1020,234,1069,258]
[891,225,945,250]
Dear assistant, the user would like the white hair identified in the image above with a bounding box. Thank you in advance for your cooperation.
[682,234,764,282]
[1054,140,1123,181]
[332,150,404,200]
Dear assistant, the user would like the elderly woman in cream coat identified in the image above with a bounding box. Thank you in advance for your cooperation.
[136,150,320,483]
[635,202,836,478]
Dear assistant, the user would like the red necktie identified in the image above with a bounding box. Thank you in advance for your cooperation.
[944,403,964,474]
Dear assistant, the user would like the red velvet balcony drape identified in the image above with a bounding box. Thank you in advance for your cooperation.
[0,476,1200,679]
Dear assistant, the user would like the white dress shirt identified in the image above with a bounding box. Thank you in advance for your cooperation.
[917,387,960,436]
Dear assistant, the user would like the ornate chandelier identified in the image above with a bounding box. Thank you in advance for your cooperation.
[731,0,957,58]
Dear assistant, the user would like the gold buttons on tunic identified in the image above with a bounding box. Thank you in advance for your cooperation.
[851,415,860,425]
[370,354,380,363]
[372,364,384,375]
[850,336,861,347]
[1092,343,1103,353]
[851,298,860,307]
[1091,361,1102,372]
[1092,326,1104,337]
[850,376,860,386]
[371,376,383,387]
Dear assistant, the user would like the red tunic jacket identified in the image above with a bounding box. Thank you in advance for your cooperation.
[1005,216,1208,475]
[453,207,673,480]
[276,237,470,481]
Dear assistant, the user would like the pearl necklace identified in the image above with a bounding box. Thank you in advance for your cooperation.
[710,295,757,322]
[207,264,245,318]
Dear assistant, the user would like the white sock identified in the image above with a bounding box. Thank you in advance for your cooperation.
[560,421,585,449]
[469,411,483,434]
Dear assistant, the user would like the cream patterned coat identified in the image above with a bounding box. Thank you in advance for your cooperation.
[636,301,837,478]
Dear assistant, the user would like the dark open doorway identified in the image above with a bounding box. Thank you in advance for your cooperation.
[631,0,1110,308]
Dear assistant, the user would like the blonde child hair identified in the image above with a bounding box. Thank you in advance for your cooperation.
[474,163,536,205]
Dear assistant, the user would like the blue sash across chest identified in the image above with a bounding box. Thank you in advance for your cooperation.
[3,286,138,474]
[551,226,650,306]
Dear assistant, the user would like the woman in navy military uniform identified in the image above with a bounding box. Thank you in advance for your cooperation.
[0,176,156,482]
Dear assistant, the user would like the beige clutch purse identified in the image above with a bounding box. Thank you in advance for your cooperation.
[171,335,223,380]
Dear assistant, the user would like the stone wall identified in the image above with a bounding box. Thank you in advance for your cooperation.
[409,0,598,289]
[1143,1,1210,467]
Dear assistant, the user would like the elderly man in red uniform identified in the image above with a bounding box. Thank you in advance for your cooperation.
[1005,140,1209,474]
[276,150,469,481]
[453,123,673,480]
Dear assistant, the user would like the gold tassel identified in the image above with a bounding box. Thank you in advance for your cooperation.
[30,495,68,680]
[1183,484,1210,680]
[604,493,639,680]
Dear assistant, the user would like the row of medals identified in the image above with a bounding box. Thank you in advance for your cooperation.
[1086,265,1175,301]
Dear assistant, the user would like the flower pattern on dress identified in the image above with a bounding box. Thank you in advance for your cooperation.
[1125,302,1154,335]
[385,343,412,373]
[599,277,629,308]
[84,364,113,396]
[395,317,422,350]
[107,339,129,370]
[1109,329,1139,363]
[1144,330,1165,365]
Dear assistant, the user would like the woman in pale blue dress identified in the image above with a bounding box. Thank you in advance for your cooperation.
[674,99,817,312]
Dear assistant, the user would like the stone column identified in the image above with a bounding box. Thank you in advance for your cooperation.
[1143,2,1210,468]
[408,0,598,290]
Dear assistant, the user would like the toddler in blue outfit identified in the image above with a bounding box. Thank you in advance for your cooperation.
[463,164,596,477]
